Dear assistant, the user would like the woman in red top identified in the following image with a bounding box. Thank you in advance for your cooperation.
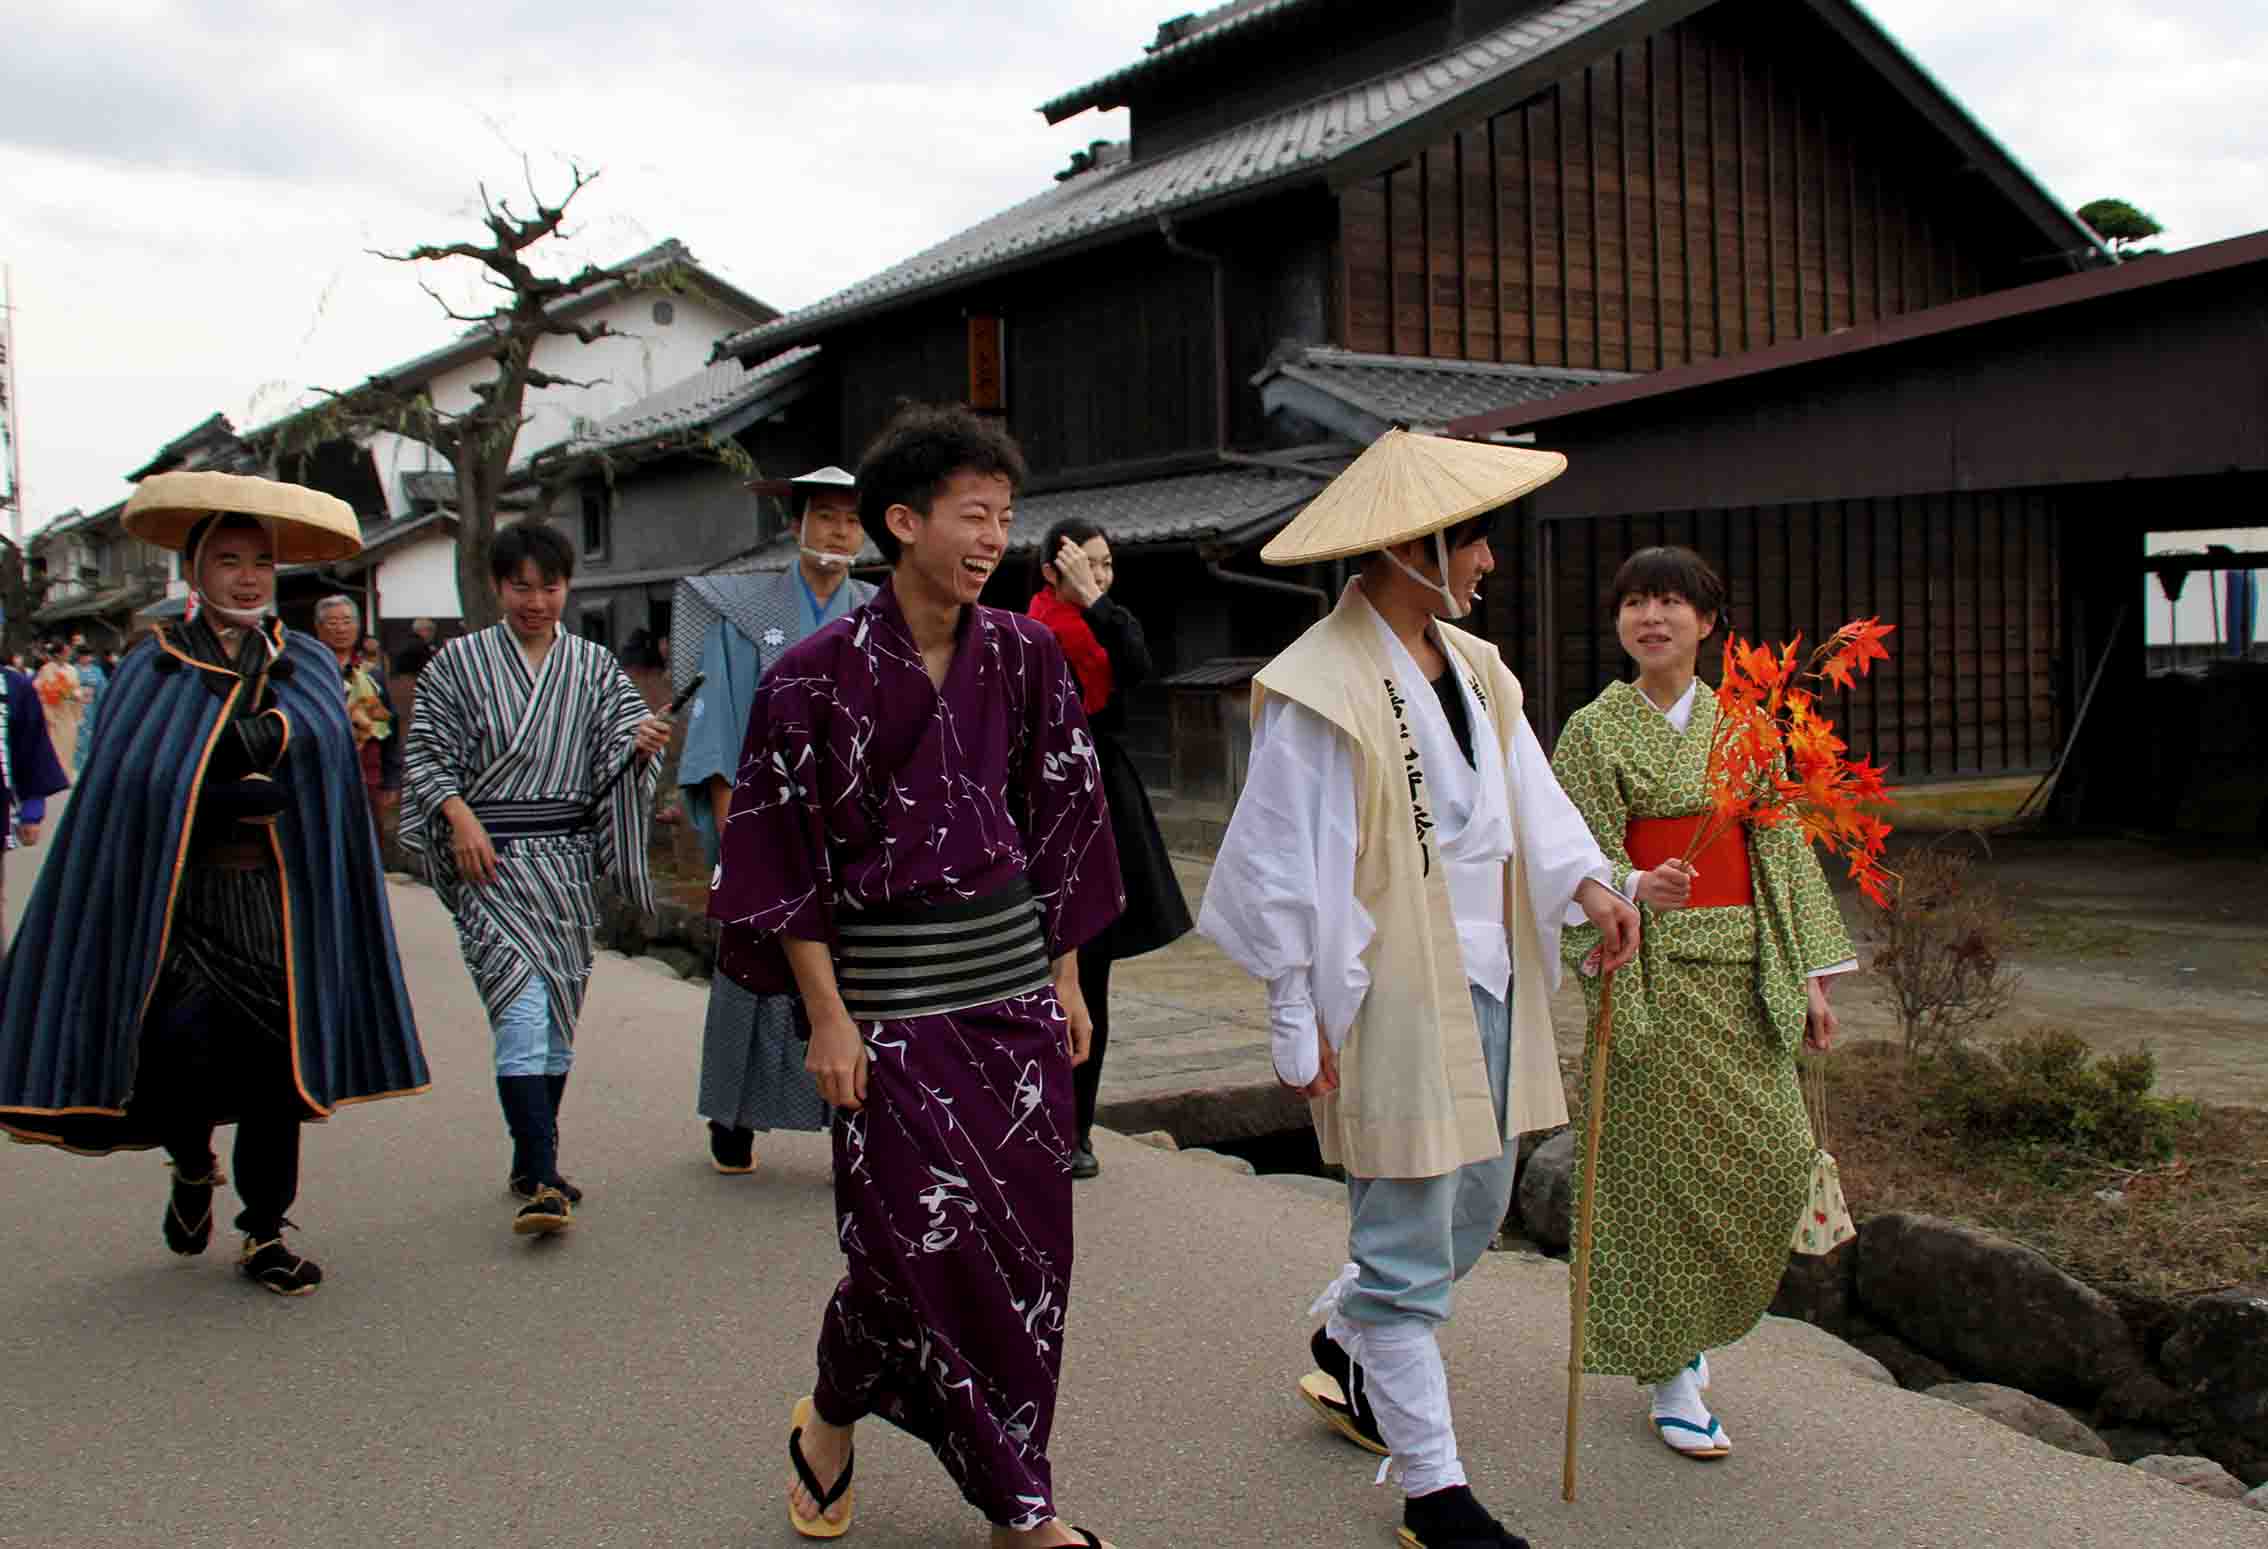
[1028,520,1193,1179]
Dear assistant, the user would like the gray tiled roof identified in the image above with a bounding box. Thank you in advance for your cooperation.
[717,0,1646,359]
[714,463,1327,572]
[1013,464,1325,553]
[1257,346,1632,430]
[568,346,822,454]
[1039,0,1319,121]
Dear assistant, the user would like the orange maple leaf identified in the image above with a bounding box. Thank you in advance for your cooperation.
[1843,618,1895,670]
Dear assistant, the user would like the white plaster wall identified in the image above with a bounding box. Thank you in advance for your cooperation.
[376,532,464,621]
[366,429,454,519]
[421,288,752,466]
[2144,527,2267,646]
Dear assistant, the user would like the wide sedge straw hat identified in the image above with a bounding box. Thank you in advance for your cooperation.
[1261,428,1568,566]
[123,471,363,564]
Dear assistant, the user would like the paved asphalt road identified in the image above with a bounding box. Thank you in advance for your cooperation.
[3,822,2261,1548]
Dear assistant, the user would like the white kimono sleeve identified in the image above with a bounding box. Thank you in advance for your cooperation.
[1197,697,1373,1088]
[1506,713,1613,991]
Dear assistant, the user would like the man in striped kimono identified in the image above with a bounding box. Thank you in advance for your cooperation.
[711,404,1124,1547]
[402,523,671,1238]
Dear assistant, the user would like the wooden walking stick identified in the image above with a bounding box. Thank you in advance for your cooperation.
[1563,969,1616,1503]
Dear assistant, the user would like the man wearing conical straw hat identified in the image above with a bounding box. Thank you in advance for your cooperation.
[1199,430,1639,1549]
[0,472,430,1297]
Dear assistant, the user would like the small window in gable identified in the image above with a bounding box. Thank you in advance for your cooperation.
[580,483,612,562]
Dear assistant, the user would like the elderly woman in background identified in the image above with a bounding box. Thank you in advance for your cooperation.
[314,595,401,821]
[1027,519,1192,1179]
[1550,544,1857,1461]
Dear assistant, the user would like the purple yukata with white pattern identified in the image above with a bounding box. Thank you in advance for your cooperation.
[710,579,1122,1530]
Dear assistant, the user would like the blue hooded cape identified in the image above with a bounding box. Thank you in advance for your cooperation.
[0,622,428,1152]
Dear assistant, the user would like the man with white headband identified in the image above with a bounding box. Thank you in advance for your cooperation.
[1199,430,1640,1549]
[670,465,874,1175]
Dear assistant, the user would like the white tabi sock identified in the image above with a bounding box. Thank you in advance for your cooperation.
[1649,1354,1731,1452]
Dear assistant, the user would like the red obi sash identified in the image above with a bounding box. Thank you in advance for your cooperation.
[1625,816,1753,907]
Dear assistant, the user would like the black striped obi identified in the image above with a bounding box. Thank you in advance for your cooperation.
[470,798,591,845]
[834,880,1053,1023]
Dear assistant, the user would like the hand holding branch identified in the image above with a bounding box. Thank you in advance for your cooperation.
[1632,858,1697,910]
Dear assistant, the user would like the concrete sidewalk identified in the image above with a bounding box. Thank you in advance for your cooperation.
[2,844,2261,1546]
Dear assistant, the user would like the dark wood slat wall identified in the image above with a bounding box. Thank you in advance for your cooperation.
[1522,493,2062,780]
[1338,9,1996,367]
[833,243,1219,481]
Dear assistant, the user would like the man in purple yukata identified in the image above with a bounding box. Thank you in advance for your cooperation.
[710,403,1124,1548]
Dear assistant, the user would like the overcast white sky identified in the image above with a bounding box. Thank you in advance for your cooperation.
[4,0,2260,529]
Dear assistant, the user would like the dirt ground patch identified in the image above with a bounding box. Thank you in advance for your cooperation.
[1551,828,2268,1109]
[1823,1039,2268,1303]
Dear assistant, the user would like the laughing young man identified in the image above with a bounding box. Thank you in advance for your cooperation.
[710,403,1123,1547]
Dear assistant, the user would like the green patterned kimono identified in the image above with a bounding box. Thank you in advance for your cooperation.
[1554,679,1854,1381]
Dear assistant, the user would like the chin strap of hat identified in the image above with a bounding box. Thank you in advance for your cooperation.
[1380,529,1471,620]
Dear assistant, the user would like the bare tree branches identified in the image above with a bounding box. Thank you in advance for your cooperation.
[279,162,671,629]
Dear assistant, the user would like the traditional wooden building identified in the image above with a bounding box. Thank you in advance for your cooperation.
[712,0,2110,789]
[516,345,832,652]
[26,500,170,648]
[1447,230,2268,832]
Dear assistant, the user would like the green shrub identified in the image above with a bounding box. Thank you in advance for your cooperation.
[1923,1030,2199,1171]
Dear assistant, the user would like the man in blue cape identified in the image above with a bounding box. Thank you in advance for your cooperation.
[0,472,429,1296]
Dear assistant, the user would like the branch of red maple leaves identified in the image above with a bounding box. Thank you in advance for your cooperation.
[1686,618,1899,907]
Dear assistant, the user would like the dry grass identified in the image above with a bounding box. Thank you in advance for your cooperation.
[1825,1040,2268,1301]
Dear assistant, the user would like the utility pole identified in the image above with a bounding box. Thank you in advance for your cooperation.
[0,265,21,545]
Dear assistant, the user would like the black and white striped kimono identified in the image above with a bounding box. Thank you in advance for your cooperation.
[400,625,658,1039]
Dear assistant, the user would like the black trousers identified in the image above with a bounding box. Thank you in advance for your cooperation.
[163,1118,301,1240]
[1073,953,1113,1147]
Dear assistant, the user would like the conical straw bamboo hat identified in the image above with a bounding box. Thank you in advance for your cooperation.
[123,471,363,564]
[1260,428,1566,566]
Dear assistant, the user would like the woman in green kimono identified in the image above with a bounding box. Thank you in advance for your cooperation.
[1553,545,1855,1462]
